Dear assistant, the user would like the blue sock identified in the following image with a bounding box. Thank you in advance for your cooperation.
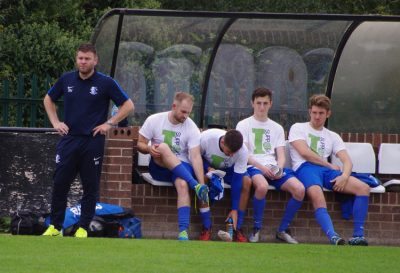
[178,206,190,232]
[200,207,212,229]
[253,197,266,230]
[315,207,336,239]
[278,198,303,232]
[353,196,369,237]
[172,163,197,189]
[237,210,245,230]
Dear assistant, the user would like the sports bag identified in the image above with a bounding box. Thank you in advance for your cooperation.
[11,210,46,235]
[118,217,142,238]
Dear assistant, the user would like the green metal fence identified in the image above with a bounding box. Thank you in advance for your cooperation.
[0,74,63,128]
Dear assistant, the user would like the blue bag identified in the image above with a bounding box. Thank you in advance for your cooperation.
[208,174,224,203]
[118,217,142,238]
[350,172,381,187]
[45,202,135,236]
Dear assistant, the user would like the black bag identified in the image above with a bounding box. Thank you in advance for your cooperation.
[11,210,46,235]
[87,216,121,238]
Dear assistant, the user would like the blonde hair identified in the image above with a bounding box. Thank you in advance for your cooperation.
[174,92,194,104]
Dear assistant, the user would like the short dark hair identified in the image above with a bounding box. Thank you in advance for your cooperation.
[252,87,272,102]
[309,94,331,111]
[224,129,243,153]
[77,43,97,55]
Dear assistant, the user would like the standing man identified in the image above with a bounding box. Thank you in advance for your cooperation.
[289,94,370,246]
[42,43,135,238]
[198,129,248,241]
[236,87,305,243]
[137,92,209,241]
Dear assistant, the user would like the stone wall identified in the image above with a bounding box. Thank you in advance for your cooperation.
[0,130,82,216]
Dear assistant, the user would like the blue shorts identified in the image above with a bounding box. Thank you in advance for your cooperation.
[149,158,195,183]
[295,162,342,190]
[246,166,296,190]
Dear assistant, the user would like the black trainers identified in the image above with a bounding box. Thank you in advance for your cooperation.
[330,235,346,245]
[348,236,368,246]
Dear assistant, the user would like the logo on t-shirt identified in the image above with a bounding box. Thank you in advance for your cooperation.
[67,86,74,93]
[210,154,230,169]
[89,86,98,95]
[308,133,325,156]
[252,128,272,154]
[162,130,182,155]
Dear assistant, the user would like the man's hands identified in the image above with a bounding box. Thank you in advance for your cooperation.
[331,174,349,192]
[54,121,69,136]
[92,122,113,136]
[149,144,161,158]
[261,165,283,180]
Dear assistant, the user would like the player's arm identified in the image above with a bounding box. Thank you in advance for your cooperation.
[137,134,162,159]
[275,146,286,169]
[43,94,69,135]
[93,99,134,136]
[230,171,243,211]
[189,145,205,184]
[291,139,338,170]
[137,134,151,154]
[107,99,134,126]
[331,149,352,191]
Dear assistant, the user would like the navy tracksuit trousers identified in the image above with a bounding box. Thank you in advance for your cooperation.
[50,134,105,230]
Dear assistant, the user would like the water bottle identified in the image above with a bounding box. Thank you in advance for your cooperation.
[267,164,285,177]
[110,104,128,127]
[111,104,118,117]
[226,217,233,240]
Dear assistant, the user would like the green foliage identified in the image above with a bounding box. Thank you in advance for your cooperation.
[0,22,82,79]
[159,0,400,14]
[0,217,10,233]
[1,0,400,80]
[1,0,400,128]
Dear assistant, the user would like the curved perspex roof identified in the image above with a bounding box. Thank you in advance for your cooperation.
[93,9,400,133]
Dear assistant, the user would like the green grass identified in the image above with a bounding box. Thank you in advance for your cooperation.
[0,235,399,273]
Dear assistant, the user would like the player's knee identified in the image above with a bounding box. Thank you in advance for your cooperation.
[156,142,171,153]
[357,181,370,196]
[291,181,305,200]
[255,182,268,195]
[307,186,325,204]
[175,179,189,194]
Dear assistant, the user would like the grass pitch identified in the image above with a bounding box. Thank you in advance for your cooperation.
[0,235,399,273]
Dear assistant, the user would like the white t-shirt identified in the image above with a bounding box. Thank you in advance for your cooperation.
[200,129,248,174]
[236,116,285,166]
[139,111,200,163]
[288,122,346,171]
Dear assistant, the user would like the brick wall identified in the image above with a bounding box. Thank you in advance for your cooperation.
[100,127,138,208]
[100,127,400,245]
